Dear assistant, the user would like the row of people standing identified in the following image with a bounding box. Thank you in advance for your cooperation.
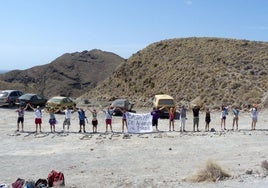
[150,103,260,132]
[15,103,260,133]
[15,104,125,134]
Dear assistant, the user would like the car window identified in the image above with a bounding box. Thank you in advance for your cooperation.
[10,92,18,97]
[37,95,42,100]
[158,99,175,106]
[32,95,38,101]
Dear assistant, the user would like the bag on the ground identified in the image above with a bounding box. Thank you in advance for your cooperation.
[47,170,65,187]
[11,178,25,188]
[23,180,35,188]
[35,179,48,188]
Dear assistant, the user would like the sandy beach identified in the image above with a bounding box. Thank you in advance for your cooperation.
[0,107,267,187]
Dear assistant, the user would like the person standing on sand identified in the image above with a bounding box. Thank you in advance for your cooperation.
[220,105,228,130]
[150,106,165,131]
[28,104,42,133]
[192,105,200,132]
[45,107,60,133]
[15,104,29,132]
[62,106,75,132]
[249,104,258,130]
[232,106,239,130]
[168,107,176,131]
[117,107,128,133]
[103,105,115,133]
[88,107,99,133]
[180,105,187,132]
[205,108,211,132]
[77,108,87,133]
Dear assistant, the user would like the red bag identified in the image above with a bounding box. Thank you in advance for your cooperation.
[47,170,65,187]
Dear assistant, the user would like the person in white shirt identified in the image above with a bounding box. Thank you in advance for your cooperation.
[250,104,258,130]
[62,106,75,132]
[29,104,42,133]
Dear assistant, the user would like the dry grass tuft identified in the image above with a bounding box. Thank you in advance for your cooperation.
[188,160,231,182]
[261,160,268,173]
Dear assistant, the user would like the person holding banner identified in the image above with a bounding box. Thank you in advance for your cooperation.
[103,105,115,133]
[117,107,128,133]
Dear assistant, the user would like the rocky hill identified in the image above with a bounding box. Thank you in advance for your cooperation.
[81,37,268,109]
[0,49,125,97]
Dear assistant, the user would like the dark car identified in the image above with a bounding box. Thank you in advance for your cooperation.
[0,90,23,107]
[110,99,135,116]
[16,93,47,108]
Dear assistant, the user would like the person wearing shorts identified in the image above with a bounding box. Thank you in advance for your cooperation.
[220,106,228,130]
[103,105,115,133]
[29,104,42,133]
[78,108,87,133]
[232,106,239,130]
[62,107,75,132]
[88,107,99,133]
[250,104,258,130]
[15,104,29,132]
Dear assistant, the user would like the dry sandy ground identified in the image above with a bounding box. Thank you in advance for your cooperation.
[0,106,268,188]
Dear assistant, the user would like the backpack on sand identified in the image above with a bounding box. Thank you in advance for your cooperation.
[47,170,65,187]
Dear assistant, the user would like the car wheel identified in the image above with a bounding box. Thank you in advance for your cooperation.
[8,102,14,107]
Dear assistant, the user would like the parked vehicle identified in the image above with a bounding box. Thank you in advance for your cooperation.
[110,98,135,116]
[0,90,23,107]
[46,96,76,110]
[152,94,179,119]
[16,93,47,108]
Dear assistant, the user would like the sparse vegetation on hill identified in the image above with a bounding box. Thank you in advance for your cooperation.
[83,37,268,109]
[0,49,125,98]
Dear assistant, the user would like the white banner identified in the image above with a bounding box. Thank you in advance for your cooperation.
[126,112,153,133]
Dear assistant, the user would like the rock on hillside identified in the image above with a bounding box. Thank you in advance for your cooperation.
[82,37,268,109]
[0,49,125,98]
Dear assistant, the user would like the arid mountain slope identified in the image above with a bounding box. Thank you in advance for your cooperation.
[82,38,268,109]
[0,49,125,97]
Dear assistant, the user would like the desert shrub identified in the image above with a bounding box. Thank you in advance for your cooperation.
[187,160,231,182]
[261,160,268,174]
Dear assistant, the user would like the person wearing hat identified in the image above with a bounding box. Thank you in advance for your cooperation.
[249,104,258,130]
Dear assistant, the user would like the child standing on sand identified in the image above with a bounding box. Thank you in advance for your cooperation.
[103,105,115,133]
[88,107,99,133]
[205,108,211,132]
[232,106,239,130]
[28,104,42,133]
[168,107,176,131]
[250,104,258,130]
[15,104,29,132]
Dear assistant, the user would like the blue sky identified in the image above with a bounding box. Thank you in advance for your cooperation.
[0,0,267,70]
